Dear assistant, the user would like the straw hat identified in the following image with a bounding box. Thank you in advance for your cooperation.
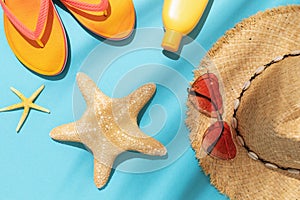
[186,5,300,200]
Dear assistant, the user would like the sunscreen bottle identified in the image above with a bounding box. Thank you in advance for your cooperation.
[161,0,208,52]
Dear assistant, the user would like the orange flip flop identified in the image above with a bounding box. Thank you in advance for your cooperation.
[60,0,135,40]
[1,0,67,76]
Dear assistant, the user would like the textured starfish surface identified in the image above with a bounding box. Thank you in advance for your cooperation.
[0,85,50,132]
[50,73,167,188]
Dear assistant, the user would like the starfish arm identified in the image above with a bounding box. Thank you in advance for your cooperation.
[125,83,156,119]
[50,122,81,142]
[29,103,50,113]
[119,127,167,156]
[10,87,26,101]
[127,135,167,156]
[76,73,109,107]
[29,85,45,102]
[16,106,30,132]
[0,102,24,112]
[93,158,113,189]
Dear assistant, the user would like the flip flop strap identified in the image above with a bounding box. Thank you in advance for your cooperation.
[0,0,49,42]
[61,0,108,12]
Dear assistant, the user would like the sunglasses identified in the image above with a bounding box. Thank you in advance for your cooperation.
[188,73,236,160]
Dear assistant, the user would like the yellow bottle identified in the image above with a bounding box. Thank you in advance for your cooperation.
[161,0,209,52]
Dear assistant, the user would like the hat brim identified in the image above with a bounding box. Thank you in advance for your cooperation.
[186,5,300,199]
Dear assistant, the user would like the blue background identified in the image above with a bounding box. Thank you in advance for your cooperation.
[0,0,299,199]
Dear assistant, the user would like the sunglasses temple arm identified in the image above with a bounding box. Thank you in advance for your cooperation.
[188,88,225,154]
[207,121,226,156]
[188,89,223,121]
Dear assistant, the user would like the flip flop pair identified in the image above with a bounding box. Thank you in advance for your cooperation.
[0,0,135,76]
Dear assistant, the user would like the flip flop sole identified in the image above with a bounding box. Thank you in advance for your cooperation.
[63,0,135,40]
[3,0,68,76]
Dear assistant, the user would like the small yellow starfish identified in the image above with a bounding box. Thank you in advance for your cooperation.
[0,85,50,132]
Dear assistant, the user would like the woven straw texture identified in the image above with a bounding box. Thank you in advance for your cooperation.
[186,5,300,200]
[238,56,300,170]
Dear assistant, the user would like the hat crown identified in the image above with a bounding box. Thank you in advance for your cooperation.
[237,55,300,169]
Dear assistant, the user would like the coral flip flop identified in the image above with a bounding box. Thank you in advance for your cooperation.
[1,0,67,76]
[60,0,135,40]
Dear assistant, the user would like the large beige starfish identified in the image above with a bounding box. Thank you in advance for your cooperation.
[0,85,50,132]
[50,73,167,188]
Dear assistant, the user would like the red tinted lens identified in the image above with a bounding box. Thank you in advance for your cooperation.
[201,121,236,160]
[189,73,223,117]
